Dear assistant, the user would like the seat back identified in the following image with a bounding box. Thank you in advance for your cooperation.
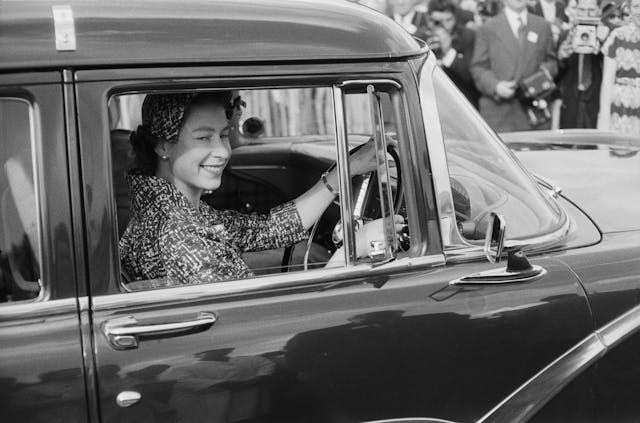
[111,129,134,237]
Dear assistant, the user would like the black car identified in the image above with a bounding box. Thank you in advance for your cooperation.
[1,1,639,422]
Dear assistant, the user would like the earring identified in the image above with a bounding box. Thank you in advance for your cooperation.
[160,155,169,160]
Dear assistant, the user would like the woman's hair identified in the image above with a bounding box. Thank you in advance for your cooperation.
[129,91,234,175]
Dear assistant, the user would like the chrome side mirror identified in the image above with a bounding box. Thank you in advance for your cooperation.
[484,212,505,263]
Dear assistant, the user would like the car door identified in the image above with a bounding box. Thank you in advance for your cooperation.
[76,64,593,423]
[0,72,87,422]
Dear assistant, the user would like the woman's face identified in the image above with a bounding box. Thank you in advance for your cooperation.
[165,101,231,199]
[630,0,640,27]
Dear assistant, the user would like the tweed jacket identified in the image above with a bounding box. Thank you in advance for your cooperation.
[119,172,307,286]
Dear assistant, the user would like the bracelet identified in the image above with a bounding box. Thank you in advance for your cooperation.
[321,171,338,197]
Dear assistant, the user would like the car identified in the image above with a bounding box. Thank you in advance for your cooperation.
[1,1,639,422]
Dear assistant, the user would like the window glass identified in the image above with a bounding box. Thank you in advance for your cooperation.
[109,86,401,291]
[429,67,564,244]
[0,99,41,302]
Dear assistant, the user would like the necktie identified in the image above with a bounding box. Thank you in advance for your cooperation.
[517,16,527,41]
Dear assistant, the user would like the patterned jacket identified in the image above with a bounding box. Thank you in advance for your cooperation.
[119,172,307,286]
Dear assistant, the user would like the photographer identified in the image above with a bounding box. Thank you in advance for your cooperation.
[553,0,610,128]
[471,0,557,131]
[428,0,480,107]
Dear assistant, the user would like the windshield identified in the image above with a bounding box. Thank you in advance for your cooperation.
[422,65,565,245]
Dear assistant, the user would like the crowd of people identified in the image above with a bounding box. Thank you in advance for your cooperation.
[356,0,640,136]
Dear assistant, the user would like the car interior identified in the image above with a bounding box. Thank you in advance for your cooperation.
[109,86,406,288]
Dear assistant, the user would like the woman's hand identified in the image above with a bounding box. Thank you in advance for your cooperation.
[355,215,406,258]
[348,139,378,176]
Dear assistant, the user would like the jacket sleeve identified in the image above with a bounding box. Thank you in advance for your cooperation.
[212,201,308,253]
[447,29,477,89]
[471,24,500,97]
[540,21,558,78]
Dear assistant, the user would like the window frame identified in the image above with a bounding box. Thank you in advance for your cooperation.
[0,96,45,304]
[76,63,440,298]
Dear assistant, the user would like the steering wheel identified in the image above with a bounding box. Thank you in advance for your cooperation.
[297,142,405,270]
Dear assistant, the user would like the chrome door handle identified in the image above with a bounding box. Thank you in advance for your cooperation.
[449,265,547,286]
[102,311,217,350]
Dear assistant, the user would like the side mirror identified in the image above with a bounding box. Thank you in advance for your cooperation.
[484,212,505,263]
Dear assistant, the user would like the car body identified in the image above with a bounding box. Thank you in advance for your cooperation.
[1,1,639,423]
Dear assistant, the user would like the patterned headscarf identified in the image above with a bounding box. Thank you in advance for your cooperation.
[141,92,245,143]
[142,93,196,143]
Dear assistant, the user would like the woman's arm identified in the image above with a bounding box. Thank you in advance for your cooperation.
[294,140,377,230]
[598,55,616,130]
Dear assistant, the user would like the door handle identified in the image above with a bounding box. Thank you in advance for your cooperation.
[102,311,217,350]
[449,265,547,286]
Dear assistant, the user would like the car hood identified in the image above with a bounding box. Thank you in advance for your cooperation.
[503,130,640,234]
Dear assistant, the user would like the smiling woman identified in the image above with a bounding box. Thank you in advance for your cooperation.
[114,90,401,287]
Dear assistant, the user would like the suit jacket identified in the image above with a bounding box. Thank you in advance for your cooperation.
[528,0,568,23]
[471,11,558,131]
[443,25,479,108]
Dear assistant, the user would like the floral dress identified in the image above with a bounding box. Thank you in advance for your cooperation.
[602,23,640,136]
[119,171,307,286]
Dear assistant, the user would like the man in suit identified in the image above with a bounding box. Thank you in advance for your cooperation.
[428,0,480,107]
[529,0,568,24]
[529,0,568,44]
[471,0,558,131]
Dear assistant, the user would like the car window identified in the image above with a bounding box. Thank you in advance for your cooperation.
[0,98,41,303]
[428,67,564,246]
[109,85,404,291]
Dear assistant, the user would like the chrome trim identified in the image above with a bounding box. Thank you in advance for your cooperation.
[449,265,547,286]
[368,84,397,259]
[337,79,402,89]
[416,57,460,248]
[116,391,141,408]
[332,85,356,263]
[78,296,100,423]
[479,303,640,423]
[52,5,77,51]
[532,173,563,198]
[0,297,77,321]
[353,173,371,218]
[98,255,446,310]
[102,312,217,350]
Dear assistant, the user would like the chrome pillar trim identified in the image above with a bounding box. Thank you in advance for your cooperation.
[52,5,77,51]
[416,56,462,249]
[332,85,356,264]
[78,296,100,423]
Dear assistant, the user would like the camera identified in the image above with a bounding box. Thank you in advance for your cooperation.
[572,0,601,54]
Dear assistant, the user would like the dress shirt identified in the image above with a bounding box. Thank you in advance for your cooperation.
[539,0,557,23]
[504,7,528,39]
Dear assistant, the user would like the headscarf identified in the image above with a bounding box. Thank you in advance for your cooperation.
[141,92,245,143]
[141,93,196,143]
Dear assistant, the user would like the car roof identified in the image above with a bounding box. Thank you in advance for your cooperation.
[0,0,424,72]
